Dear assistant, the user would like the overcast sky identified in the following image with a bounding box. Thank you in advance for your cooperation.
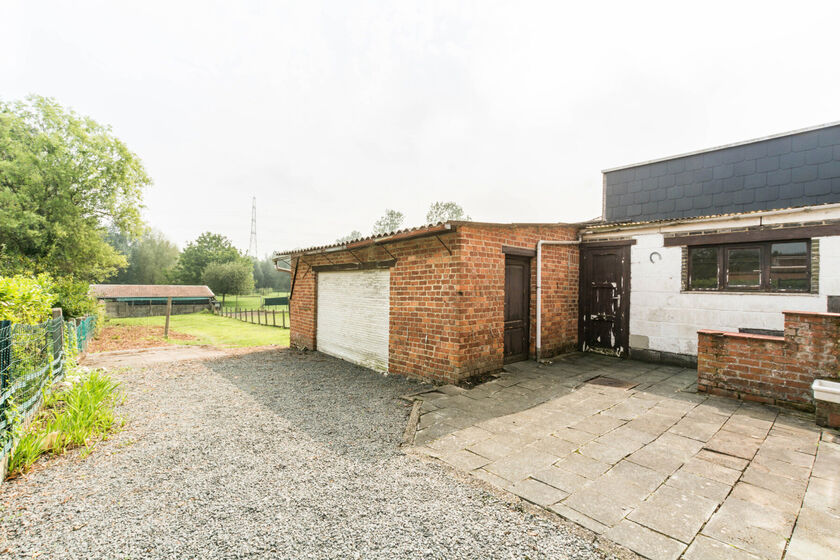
[3,1,839,254]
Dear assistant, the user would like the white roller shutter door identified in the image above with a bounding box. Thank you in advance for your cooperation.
[316,269,390,371]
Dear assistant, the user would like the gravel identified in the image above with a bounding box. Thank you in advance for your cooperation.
[0,348,619,559]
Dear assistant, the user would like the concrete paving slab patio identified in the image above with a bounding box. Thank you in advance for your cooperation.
[412,353,840,560]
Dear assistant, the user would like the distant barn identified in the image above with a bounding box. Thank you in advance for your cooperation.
[90,284,216,318]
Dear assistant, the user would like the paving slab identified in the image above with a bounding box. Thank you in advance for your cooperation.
[802,476,840,517]
[665,468,731,502]
[466,437,517,461]
[483,448,559,482]
[554,452,611,479]
[683,535,763,560]
[572,413,627,435]
[628,484,719,543]
[548,502,609,534]
[604,519,686,560]
[437,449,492,471]
[704,429,763,460]
[413,353,840,560]
[510,478,569,507]
[786,526,840,560]
[531,465,591,494]
[562,486,636,527]
[525,435,579,458]
[703,497,791,559]
[730,482,802,517]
[694,448,750,471]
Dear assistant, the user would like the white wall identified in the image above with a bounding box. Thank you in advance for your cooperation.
[628,233,840,356]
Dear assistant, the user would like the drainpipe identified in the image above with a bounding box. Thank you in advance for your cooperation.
[536,237,581,362]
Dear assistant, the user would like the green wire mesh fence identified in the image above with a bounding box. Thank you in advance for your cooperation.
[0,315,96,457]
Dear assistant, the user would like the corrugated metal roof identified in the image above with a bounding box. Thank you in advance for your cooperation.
[272,220,583,258]
[90,284,215,298]
[582,201,840,230]
[273,222,454,258]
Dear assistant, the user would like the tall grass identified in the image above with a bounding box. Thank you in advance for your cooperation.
[8,370,122,477]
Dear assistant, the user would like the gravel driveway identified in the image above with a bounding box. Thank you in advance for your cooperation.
[0,349,623,559]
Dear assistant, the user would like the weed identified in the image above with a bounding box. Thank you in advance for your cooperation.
[7,369,122,478]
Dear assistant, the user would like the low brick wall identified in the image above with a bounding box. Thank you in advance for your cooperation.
[104,302,211,318]
[697,311,840,410]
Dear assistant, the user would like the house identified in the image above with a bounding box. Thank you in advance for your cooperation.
[579,121,840,367]
[275,121,840,386]
[274,222,578,383]
[90,284,216,318]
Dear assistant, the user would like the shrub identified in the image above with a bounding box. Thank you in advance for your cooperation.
[0,274,56,324]
[53,277,97,318]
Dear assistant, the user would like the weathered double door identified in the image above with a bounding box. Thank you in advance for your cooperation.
[579,244,630,357]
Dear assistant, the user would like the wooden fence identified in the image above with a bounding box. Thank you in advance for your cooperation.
[217,307,289,329]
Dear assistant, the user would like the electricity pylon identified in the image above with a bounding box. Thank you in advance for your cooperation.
[247,196,258,258]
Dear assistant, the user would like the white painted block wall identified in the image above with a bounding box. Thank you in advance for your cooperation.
[629,233,840,356]
[316,269,390,372]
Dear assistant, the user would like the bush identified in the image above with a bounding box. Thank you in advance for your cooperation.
[203,260,255,303]
[53,278,97,318]
[0,274,57,324]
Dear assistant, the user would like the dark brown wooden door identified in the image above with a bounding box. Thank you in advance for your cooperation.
[579,244,630,357]
[504,255,530,363]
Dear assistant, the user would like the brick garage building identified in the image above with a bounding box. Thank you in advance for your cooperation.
[276,222,578,383]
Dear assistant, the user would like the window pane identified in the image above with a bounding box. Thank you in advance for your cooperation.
[727,248,761,287]
[770,241,809,291]
[689,247,718,289]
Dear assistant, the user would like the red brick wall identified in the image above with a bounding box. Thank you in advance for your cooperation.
[453,224,579,378]
[288,223,579,383]
[697,311,840,410]
[288,234,460,383]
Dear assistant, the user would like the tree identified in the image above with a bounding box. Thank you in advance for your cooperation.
[426,201,470,223]
[336,230,363,244]
[202,260,254,303]
[254,257,291,292]
[252,258,265,291]
[174,232,242,284]
[0,95,150,282]
[111,230,179,285]
[372,210,404,235]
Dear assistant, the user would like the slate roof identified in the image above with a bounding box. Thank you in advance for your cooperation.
[89,284,215,299]
[603,122,840,223]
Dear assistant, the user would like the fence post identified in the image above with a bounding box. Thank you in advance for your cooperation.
[0,320,11,398]
[51,309,64,373]
[164,297,172,339]
[273,310,276,327]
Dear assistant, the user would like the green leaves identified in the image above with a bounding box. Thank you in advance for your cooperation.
[175,232,243,284]
[0,95,150,282]
[0,274,57,324]
[426,201,470,223]
[203,260,255,301]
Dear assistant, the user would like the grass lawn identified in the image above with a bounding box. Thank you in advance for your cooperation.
[103,312,289,348]
[218,292,289,309]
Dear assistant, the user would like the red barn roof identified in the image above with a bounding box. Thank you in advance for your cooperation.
[89,284,215,299]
